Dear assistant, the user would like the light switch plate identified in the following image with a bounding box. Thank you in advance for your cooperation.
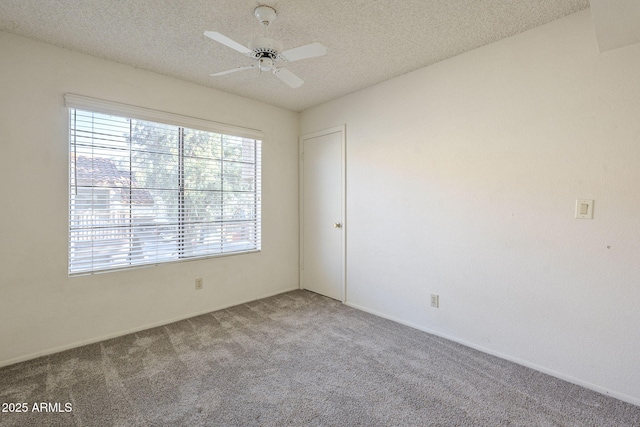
[575,199,594,219]
[430,294,439,308]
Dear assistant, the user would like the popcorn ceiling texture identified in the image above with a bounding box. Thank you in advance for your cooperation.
[0,0,589,111]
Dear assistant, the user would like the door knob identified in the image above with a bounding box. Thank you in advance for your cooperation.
[333,223,342,229]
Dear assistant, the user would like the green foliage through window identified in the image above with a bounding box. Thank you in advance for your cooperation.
[69,109,261,274]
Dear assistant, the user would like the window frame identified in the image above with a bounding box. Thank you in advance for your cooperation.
[65,94,263,276]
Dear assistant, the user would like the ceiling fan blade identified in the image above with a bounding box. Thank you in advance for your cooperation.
[210,65,255,77]
[281,42,327,62]
[273,68,304,88]
[204,31,252,55]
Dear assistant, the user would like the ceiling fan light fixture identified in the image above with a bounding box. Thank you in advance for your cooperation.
[258,57,274,71]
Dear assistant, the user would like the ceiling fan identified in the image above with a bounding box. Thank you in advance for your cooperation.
[204,5,327,88]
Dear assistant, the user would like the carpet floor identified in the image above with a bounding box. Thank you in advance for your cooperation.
[0,290,638,426]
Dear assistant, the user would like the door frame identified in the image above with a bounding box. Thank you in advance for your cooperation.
[299,125,347,303]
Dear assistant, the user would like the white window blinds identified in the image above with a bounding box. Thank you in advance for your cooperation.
[66,95,262,275]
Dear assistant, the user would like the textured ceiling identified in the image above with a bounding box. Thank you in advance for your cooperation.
[0,0,590,112]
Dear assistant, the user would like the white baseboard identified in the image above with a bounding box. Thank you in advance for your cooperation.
[0,286,300,369]
[345,301,640,407]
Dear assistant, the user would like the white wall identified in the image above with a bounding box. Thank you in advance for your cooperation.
[0,32,299,365]
[300,10,640,404]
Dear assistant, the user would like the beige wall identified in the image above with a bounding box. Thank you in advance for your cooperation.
[0,32,299,364]
[3,7,640,406]
[301,10,640,404]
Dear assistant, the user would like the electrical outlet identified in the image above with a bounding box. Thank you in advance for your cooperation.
[195,278,203,290]
[430,294,439,308]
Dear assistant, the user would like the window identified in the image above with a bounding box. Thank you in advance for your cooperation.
[66,95,262,275]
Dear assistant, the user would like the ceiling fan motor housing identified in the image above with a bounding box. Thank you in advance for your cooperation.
[249,36,284,63]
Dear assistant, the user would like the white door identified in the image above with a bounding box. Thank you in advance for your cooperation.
[300,126,345,301]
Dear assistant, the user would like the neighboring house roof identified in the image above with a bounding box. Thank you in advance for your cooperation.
[128,188,155,206]
[73,156,154,205]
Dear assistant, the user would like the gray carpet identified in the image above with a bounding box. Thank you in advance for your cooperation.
[0,290,638,426]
